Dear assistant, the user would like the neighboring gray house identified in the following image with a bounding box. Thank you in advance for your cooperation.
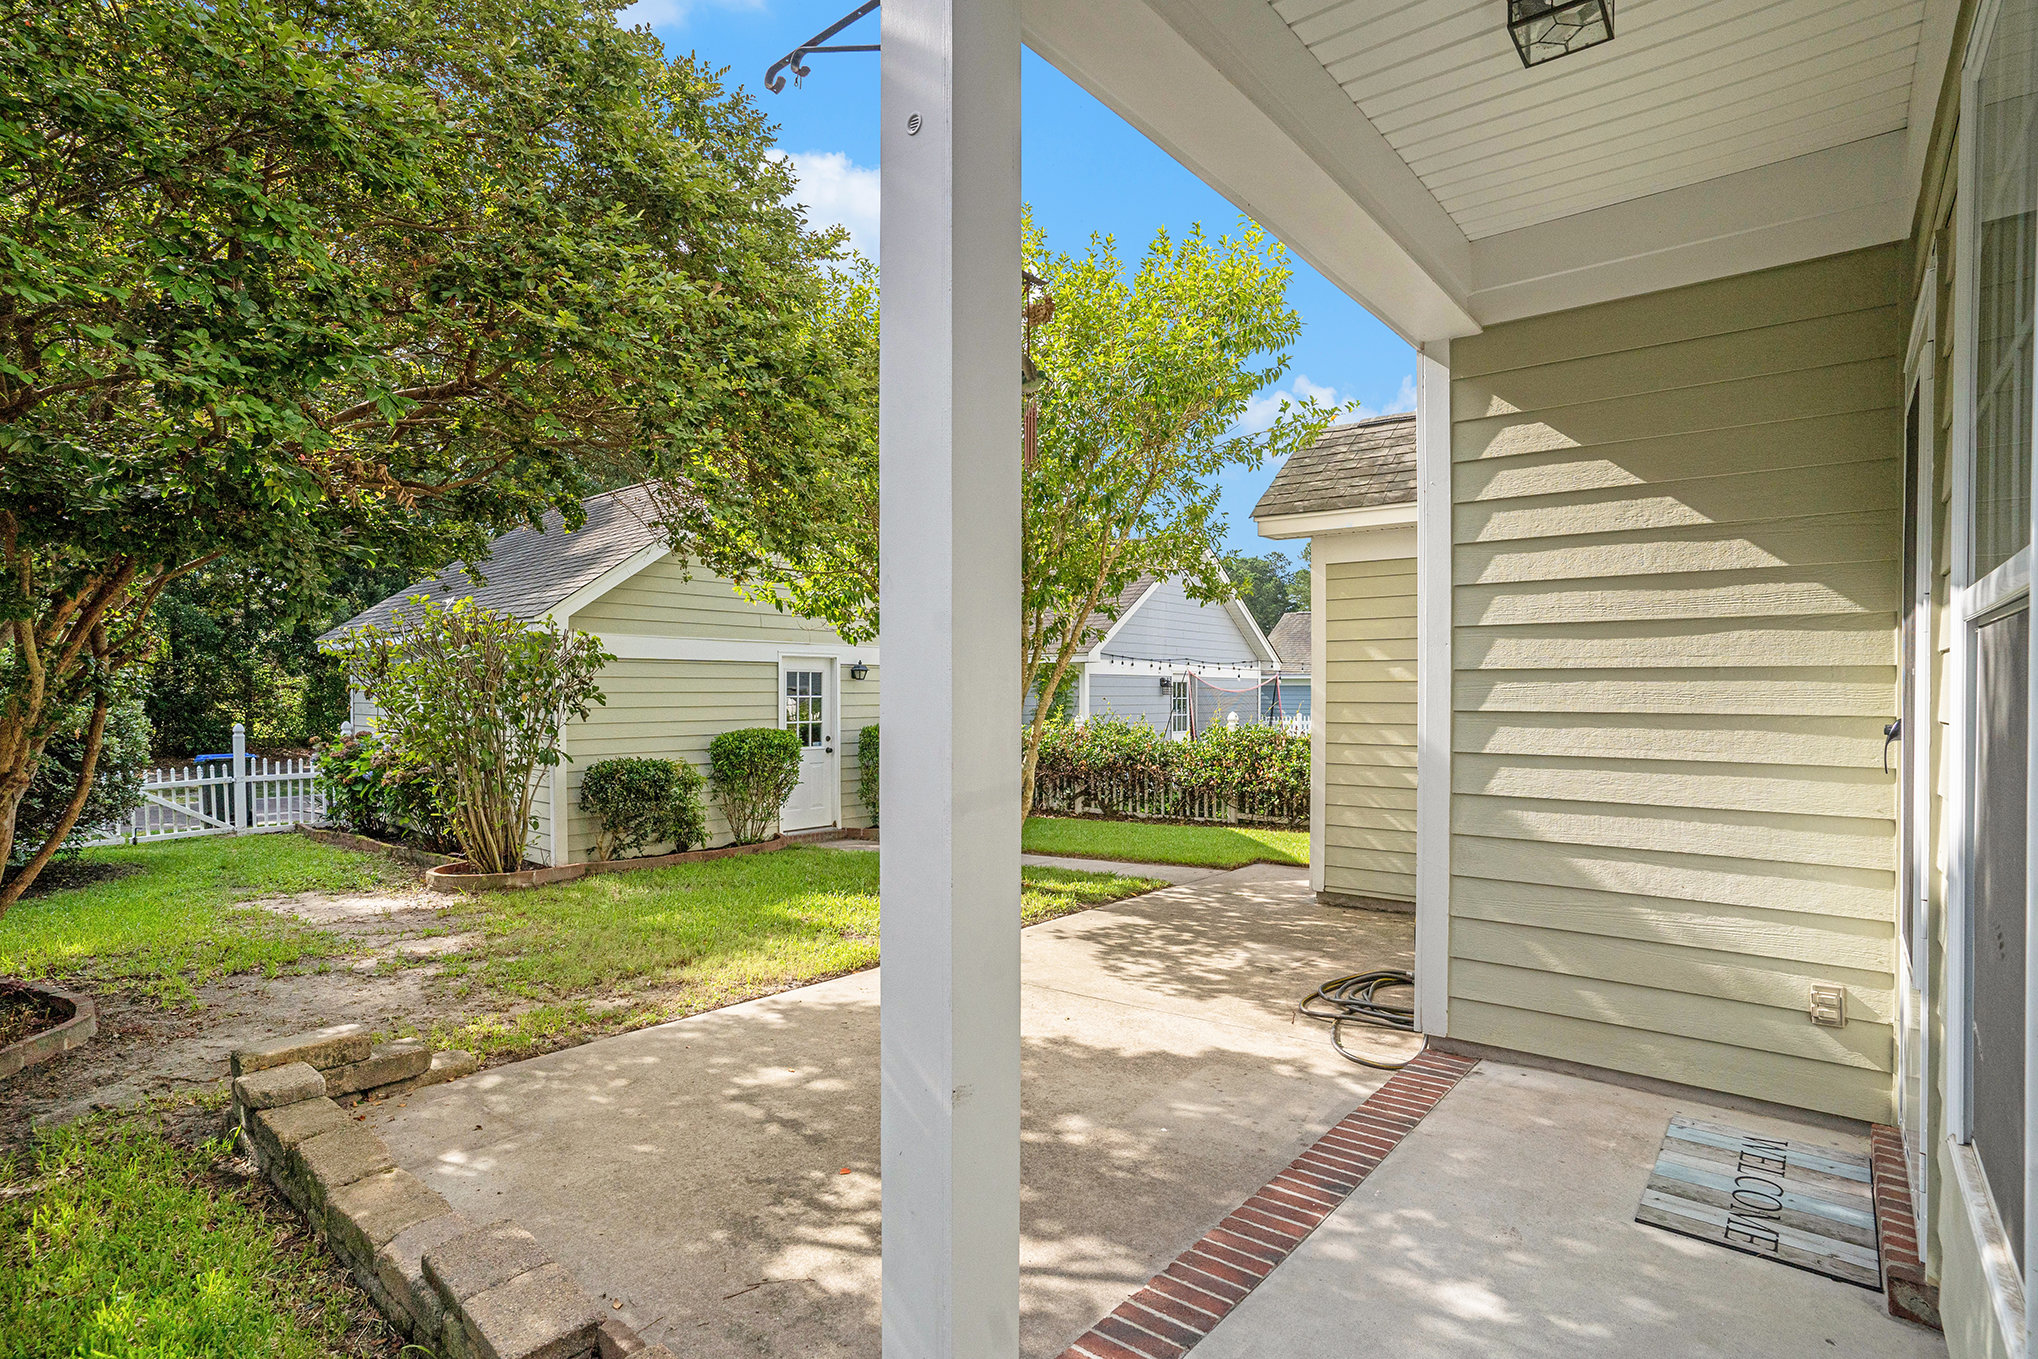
[1263,610,1311,725]
[327,485,879,863]
[1029,573,1281,736]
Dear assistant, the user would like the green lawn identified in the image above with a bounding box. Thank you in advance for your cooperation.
[418,847,1164,1058]
[0,836,407,1005]
[0,1109,389,1359]
[1023,816,1308,868]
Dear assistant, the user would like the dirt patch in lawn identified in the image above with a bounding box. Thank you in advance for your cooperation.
[0,885,497,1146]
[0,985,63,1048]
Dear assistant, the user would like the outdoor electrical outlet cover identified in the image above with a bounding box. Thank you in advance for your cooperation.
[1809,985,1846,1028]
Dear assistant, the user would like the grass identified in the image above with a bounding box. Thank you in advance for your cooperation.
[0,1105,391,1359]
[1022,816,1308,868]
[413,846,1164,1058]
[0,836,406,1006]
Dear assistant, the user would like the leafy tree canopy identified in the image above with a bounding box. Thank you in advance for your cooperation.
[0,0,857,906]
[1222,549,1310,634]
[1017,215,1329,814]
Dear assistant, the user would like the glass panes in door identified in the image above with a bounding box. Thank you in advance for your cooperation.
[1973,0,2038,578]
[785,670,825,748]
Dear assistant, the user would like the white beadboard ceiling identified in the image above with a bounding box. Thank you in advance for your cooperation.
[1271,0,1929,240]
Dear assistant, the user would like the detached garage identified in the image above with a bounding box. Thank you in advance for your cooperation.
[330,485,879,863]
[1252,413,1418,909]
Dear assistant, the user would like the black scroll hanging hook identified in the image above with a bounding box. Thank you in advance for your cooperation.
[765,1,881,93]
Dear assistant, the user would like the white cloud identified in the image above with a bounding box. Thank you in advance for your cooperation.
[1237,375,1348,434]
[1381,373,1417,414]
[615,0,762,28]
[770,149,881,260]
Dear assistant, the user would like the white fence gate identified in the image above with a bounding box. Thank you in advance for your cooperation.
[86,722,328,845]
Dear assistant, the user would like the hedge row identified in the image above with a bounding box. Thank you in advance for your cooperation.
[1030,717,1307,824]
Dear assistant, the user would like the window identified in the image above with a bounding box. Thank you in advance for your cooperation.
[784,669,825,748]
[1972,0,2038,580]
[1168,679,1188,737]
[1956,0,2038,1270]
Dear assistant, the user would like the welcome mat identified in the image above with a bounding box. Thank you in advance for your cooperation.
[1637,1115,1881,1289]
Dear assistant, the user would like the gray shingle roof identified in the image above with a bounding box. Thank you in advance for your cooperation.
[1252,412,1416,520]
[1267,611,1310,672]
[323,484,666,640]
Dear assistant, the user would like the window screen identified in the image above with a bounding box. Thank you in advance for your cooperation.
[1972,0,2038,578]
[1970,607,2030,1262]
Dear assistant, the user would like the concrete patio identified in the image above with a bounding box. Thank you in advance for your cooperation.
[1190,1059,1945,1359]
[368,863,1414,1356]
[366,859,1943,1358]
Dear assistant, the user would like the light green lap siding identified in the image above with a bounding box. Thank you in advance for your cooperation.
[839,665,879,830]
[571,557,847,645]
[1448,244,1903,1125]
[1325,558,1416,901]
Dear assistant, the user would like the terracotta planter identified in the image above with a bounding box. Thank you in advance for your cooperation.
[424,861,585,893]
[424,834,793,893]
[0,980,95,1080]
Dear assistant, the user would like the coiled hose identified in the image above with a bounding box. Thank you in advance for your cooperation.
[1298,969,1419,1070]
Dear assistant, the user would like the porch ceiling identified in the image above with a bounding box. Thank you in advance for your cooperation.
[1021,0,1961,340]
[1285,0,1929,242]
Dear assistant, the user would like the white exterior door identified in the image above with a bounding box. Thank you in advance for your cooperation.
[780,663,835,831]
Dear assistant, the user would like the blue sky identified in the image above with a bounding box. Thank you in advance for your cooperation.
[621,0,1415,559]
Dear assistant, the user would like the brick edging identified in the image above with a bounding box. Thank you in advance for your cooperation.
[1869,1123,1941,1330]
[0,980,95,1079]
[1058,1048,1478,1359]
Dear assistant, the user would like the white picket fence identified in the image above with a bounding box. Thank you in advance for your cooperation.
[85,722,330,846]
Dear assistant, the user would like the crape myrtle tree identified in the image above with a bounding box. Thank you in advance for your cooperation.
[0,0,856,911]
[1016,218,1329,817]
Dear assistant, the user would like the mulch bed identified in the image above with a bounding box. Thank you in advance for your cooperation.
[0,987,63,1050]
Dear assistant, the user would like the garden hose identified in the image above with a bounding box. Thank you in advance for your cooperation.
[1298,969,1420,1070]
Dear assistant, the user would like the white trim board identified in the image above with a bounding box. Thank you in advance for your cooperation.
[1412,340,1452,1038]
[1255,502,1417,540]
[594,633,879,666]
[540,542,671,628]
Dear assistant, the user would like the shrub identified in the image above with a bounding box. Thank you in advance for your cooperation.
[579,758,707,860]
[7,693,152,873]
[1025,716,1306,824]
[324,599,610,873]
[314,729,453,849]
[856,724,879,825]
[708,727,802,844]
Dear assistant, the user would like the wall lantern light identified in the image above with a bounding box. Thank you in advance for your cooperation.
[1158,675,1173,694]
[849,662,869,681]
[1508,0,1614,67]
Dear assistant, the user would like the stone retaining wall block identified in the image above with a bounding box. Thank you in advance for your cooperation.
[233,1061,326,1110]
[375,1211,473,1343]
[323,1168,453,1265]
[369,1048,480,1099]
[596,1319,644,1358]
[242,1097,347,1174]
[290,1125,396,1208]
[454,1263,602,1359]
[326,1041,433,1096]
[232,1023,373,1076]
[425,1219,552,1307]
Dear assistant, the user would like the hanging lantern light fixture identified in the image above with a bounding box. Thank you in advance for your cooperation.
[1507,0,1614,68]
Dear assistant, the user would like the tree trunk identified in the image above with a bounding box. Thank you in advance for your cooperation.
[0,692,110,913]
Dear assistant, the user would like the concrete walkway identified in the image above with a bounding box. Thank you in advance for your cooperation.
[1191,1059,1946,1359]
[368,863,1416,1357]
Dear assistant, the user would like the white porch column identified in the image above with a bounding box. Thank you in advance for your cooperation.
[1412,340,1452,1036]
[878,0,1023,1356]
